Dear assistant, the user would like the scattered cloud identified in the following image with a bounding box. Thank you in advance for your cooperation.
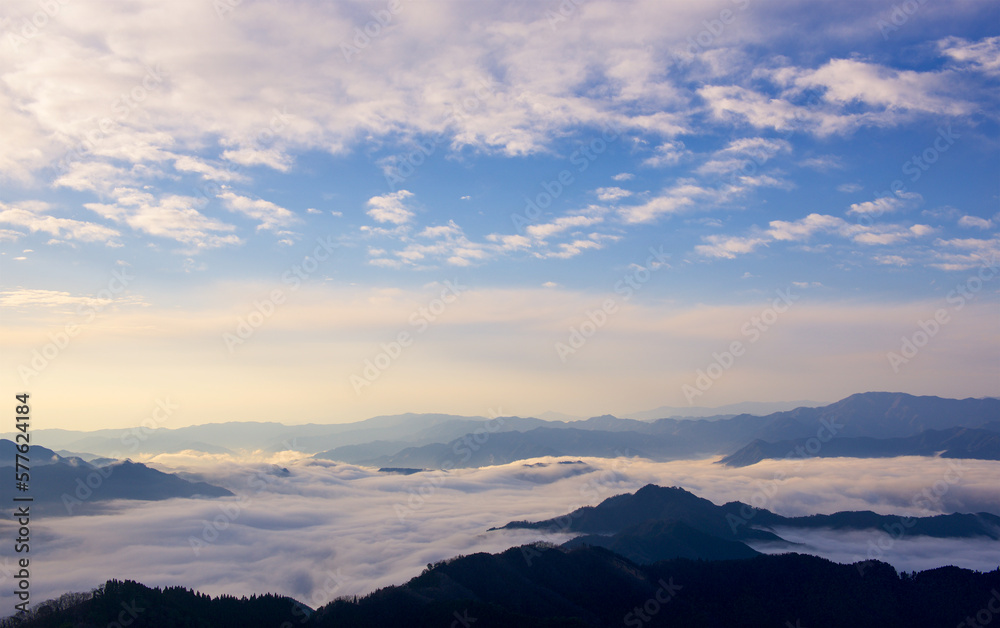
[594,187,633,202]
[84,189,240,251]
[218,192,298,231]
[0,201,121,246]
[958,215,993,229]
[643,141,689,167]
[366,191,415,225]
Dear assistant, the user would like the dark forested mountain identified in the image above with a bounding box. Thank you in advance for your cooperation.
[498,484,1000,542]
[2,579,310,628]
[11,550,1000,628]
[561,519,762,563]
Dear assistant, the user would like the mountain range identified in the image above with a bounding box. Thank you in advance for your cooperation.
[334,392,1000,469]
[9,394,998,471]
[0,439,232,515]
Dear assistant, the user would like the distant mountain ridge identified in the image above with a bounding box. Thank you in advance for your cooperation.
[335,393,1000,468]
[7,393,998,470]
[720,426,1000,467]
[625,399,825,421]
[0,439,233,516]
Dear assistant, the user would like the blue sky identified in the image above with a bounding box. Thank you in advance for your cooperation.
[1,0,998,429]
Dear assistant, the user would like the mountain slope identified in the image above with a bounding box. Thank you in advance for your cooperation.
[561,519,761,563]
[498,484,1000,541]
[17,551,1000,627]
[720,426,1000,467]
[0,440,233,516]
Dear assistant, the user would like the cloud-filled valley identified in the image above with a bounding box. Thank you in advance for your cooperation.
[4,452,999,611]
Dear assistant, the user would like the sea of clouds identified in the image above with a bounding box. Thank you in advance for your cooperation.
[2,453,999,611]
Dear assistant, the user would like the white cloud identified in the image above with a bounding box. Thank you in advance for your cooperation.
[220,148,293,172]
[366,191,415,225]
[787,59,968,117]
[526,213,605,240]
[958,215,993,229]
[695,234,768,259]
[594,187,632,202]
[939,35,1000,76]
[643,140,688,167]
[0,288,145,310]
[611,173,634,181]
[217,191,298,231]
[701,212,937,260]
[767,213,846,241]
[53,161,133,193]
[85,189,240,250]
[874,255,911,266]
[174,156,246,182]
[847,192,921,216]
[800,155,843,171]
[720,137,791,160]
[618,182,709,224]
[929,237,1000,271]
[0,201,120,246]
[837,183,862,193]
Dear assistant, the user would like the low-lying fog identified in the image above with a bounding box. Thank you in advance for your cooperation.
[3,454,999,610]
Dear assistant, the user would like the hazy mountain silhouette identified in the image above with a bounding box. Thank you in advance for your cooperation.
[720,425,1000,467]
[0,439,232,516]
[322,393,1000,468]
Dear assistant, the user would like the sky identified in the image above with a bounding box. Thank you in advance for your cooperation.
[1,0,998,430]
